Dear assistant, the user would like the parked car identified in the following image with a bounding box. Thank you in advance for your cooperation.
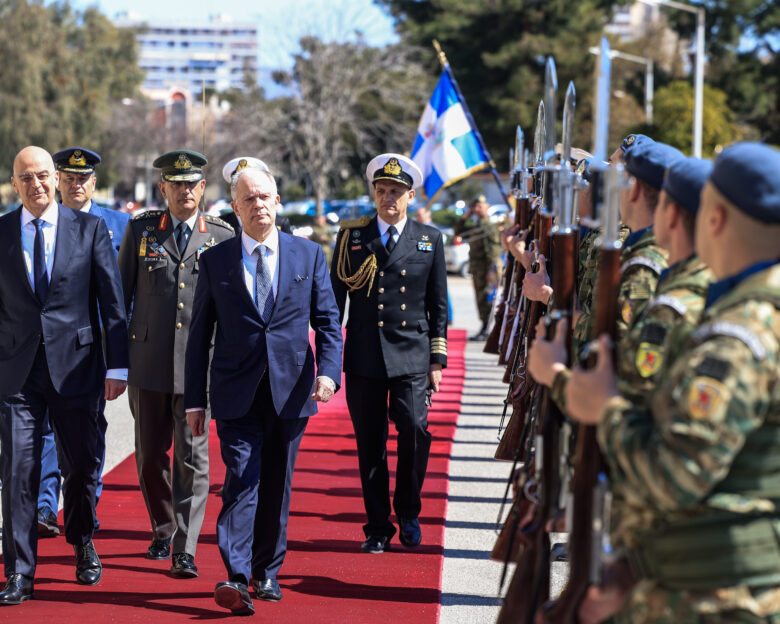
[440,226,470,277]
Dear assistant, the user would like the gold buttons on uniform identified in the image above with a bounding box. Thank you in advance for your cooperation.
[401,269,406,276]
[179,263,185,270]
[400,286,406,293]
[378,288,385,294]
[178,302,184,310]
[132,334,136,339]
[378,321,384,327]
[147,266,153,272]
[379,271,384,277]
[176,322,182,329]
[400,304,406,310]
[179,282,185,289]
[378,304,384,310]
[401,321,407,327]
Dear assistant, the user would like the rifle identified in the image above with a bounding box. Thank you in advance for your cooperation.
[540,38,623,624]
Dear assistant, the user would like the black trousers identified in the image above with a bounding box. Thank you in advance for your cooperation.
[0,345,101,578]
[215,374,308,584]
[345,372,432,538]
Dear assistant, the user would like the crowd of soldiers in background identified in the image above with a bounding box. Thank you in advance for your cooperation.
[477,48,780,624]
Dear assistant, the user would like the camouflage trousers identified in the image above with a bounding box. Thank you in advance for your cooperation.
[471,260,501,325]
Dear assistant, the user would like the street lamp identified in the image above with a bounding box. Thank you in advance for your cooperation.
[589,47,654,124]
[638,0,705,157]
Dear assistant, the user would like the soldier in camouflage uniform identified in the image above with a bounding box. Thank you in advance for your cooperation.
[453,195,503,339]
[567,142,780,624]
[310,213,335,267]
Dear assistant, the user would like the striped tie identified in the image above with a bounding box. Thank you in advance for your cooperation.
[255,244,274,323]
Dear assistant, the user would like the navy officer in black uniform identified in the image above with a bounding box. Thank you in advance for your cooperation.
[330,153,448,553]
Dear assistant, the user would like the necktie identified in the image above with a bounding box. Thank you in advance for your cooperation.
[32,218,49,303]
[255,244,274,323]
[386,225,398,253]
[175,223,190,254]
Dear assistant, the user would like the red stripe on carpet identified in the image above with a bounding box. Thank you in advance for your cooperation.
[1,330,465,622]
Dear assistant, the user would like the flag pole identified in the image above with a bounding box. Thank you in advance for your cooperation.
[432,40,510,208]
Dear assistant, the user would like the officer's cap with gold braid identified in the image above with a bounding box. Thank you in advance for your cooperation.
[221,156,270,184]
[52,147,101,174]
[153,150,207,182]
[366,153,423,190]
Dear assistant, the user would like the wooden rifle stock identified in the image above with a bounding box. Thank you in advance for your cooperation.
[540,245,621,623]
[484,254,515,354]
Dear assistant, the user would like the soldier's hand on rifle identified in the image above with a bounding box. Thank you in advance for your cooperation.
[501,223,521,251]
[566,334,618,425]
[527,317,567,387]
[577,560,635,624]
[522,255,552,303]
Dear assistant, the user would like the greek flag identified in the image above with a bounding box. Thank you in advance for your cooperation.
[411,70,491,205]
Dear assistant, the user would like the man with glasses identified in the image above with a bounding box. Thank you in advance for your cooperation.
[117,150,234,578]
[0,146,128,604]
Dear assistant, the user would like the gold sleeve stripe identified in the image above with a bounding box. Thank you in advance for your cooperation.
[432,348,448,355]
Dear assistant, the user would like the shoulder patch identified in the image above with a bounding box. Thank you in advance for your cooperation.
[204,215,234,231]
[691,321,767,361]
[636,342,665,378]
[339,215,371,230]
[645,294,688,317]
[132,209,165,221]
[687,377,729,421]
[621,256,664,276]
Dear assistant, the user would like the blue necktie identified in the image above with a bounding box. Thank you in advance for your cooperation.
[32,218,49,303]
[386,225,398,253]
[176,222,190,254]
[255,244,274,323]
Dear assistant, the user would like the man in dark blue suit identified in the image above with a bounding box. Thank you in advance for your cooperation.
[32,148,130,539]
[0,146,129,604]
[184,167,342,616]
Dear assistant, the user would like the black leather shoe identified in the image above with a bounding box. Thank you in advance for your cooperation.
[398,517,422,548]
[74,541,102,585]
[361,535,390,553]
[0,574,33,605]
[214,581,254,615]
[146,537,172,560]
[253,578,282,601]
[469,330,489,342]
[170,553,198,578]
[37,507,60,538]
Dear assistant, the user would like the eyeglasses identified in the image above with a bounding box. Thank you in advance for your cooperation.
[16,171,53,185]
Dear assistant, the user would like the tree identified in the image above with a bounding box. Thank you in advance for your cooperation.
[217,35,431,212]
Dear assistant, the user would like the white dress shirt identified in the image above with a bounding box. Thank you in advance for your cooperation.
[241,227,280,300]
[376,215,406,248]
[21,202,126,381]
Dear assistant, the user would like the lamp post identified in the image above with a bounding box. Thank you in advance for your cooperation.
[638,0,705,157]
[589,47,654,124]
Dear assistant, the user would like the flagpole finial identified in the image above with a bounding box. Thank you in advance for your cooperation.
[432,39,448,68]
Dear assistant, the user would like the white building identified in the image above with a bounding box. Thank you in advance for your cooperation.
[115,13,258,95]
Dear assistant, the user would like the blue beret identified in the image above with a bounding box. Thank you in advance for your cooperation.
[710,142,780,224]
[52,147,101,174]
[621,134,653,154]
[662,157,713,214]
[624,142,684,190]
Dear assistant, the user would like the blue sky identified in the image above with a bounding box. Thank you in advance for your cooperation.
[72,0,399,68]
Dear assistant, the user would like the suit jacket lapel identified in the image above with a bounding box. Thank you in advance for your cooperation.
[8,207,37,302]
[365,218,389,266]
[226,237,260,318]
[48,204,77,295]
[383,220,417,270]
[183,219,209,262]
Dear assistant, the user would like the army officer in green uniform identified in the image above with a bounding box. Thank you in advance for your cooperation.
[118,150,234,577]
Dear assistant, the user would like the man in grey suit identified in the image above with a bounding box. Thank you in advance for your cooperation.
[117,150,234,578]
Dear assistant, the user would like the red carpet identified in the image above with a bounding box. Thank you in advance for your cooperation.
[1,330,466,622]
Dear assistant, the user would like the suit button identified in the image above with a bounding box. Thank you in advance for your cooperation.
[378,321,384,327]
[178,302,184,310]
[378,304,384,310]
[378,288,384,294]
[401,321,407,327]
[179,282,185,289]
[148,266,152,272]
[401,269,406,276]
[176,322,183,329]
[400,286,406,293]
[379,271,384,277]
[131,334,136,340]
[400,304,406,310]
[179,262,185,270]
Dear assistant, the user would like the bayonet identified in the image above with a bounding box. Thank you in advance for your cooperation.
[544,57,558,165]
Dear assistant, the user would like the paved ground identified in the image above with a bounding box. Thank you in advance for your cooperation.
[3,274,564,624]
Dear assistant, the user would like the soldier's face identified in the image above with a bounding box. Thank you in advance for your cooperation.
[58,172,96,210]
[374,180,414,224]
[232,172,279,241]
[12,148,58,217]
[159,179,205,220]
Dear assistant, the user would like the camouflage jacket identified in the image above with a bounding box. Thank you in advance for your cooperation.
[616,255,714,404]
[453,215,502,266]
[599,262,780,589]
